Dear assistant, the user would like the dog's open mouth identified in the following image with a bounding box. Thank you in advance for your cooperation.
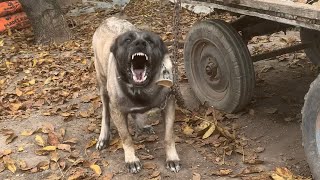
[131,52,149,84]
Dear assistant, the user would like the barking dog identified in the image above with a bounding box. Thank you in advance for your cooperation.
[92,17,180,173]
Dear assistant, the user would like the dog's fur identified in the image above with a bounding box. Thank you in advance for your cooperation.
[92,17,180,173]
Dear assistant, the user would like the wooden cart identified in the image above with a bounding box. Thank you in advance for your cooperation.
[182,0,320,178]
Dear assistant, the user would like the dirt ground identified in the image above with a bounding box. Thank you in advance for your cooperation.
[1,0,319,179]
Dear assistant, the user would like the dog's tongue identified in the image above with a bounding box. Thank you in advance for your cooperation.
[133,69,144,80]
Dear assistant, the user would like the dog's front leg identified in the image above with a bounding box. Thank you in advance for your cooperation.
[163,95,181,172]
[96,88,111,150]
[111,107,141,173]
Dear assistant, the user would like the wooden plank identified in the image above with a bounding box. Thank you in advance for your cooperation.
[181,0,320,31]
[214,0,320,20]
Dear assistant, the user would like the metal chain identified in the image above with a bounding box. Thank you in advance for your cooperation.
[172,0,186,109]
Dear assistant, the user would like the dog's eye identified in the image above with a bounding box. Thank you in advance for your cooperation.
[146,39,153,45]
[125,38,132,43]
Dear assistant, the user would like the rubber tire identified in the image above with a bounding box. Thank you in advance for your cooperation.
[184,19,255,113]
[302,74,320,179]
[300,28,320,65]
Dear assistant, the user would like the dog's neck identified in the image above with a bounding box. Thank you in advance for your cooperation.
[117,72,170,107]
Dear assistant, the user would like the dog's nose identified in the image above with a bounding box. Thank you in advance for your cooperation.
[134,40,147,47]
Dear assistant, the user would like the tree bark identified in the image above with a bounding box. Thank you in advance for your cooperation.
[19,0,72,44]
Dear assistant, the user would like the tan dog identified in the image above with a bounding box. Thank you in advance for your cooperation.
[92,17,180,173]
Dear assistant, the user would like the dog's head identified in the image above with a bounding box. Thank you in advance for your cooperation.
[111,31,168,87]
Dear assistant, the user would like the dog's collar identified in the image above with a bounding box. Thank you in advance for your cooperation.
[117,75,143,95]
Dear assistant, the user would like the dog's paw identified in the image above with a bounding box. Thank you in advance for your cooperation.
[96,136,110,150]
[166,160,181,173]
[96,139,108,150]
[126,160,142,173]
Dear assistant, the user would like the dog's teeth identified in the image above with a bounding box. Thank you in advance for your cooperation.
[132,52,148,60]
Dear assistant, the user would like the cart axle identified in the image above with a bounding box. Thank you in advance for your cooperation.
[252,43,311,62]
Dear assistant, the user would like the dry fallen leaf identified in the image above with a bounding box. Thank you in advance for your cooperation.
[57,144,71,152]
[35,149,50,156]
[1,129,17,144]
[241,166,264,174]
[193,172,201,180]
[67,167,86,180]
[41,123,55,133]
[5,134,17,144]
[139,152,154,160]
[29,79,36,85]
[37,161,50,171]
[80,111,90,118]
[0,149,12,158]
[145,134,158,142]
[35,135,46,147]
[42,146,57,151]
[18,146,24,152]
[63,138,78,144]
[50,151,60,162]
[48,132,60,146]
[271,167,294,180]
[44,77,52,85]
[202,124,215,139]
[90,164,102,176]
[244,158,264,165]
[144,162,157,170]
[211,168,233,176]
[102,173,113,180]
[271,174,287,180]
[1,128,14,135]
[21,129,34,136]
[60,112,72,117]
[85,139,97,149]
[9,102,22,111]
[59,160,67,170]
[150,170,160,178]
[81,94,98,103]
[3,156,16,173]
[17,160,29,170]
[59,128,66,138]
[16,88,23,96]
[183,125,194,135]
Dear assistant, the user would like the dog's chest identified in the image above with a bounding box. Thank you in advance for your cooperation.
[118,84,171,113]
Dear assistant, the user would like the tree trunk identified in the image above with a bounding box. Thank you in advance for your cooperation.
[19,0,72,44]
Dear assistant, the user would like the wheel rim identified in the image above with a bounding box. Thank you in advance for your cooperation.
[191,38,229,101]
[316,112,320,155]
